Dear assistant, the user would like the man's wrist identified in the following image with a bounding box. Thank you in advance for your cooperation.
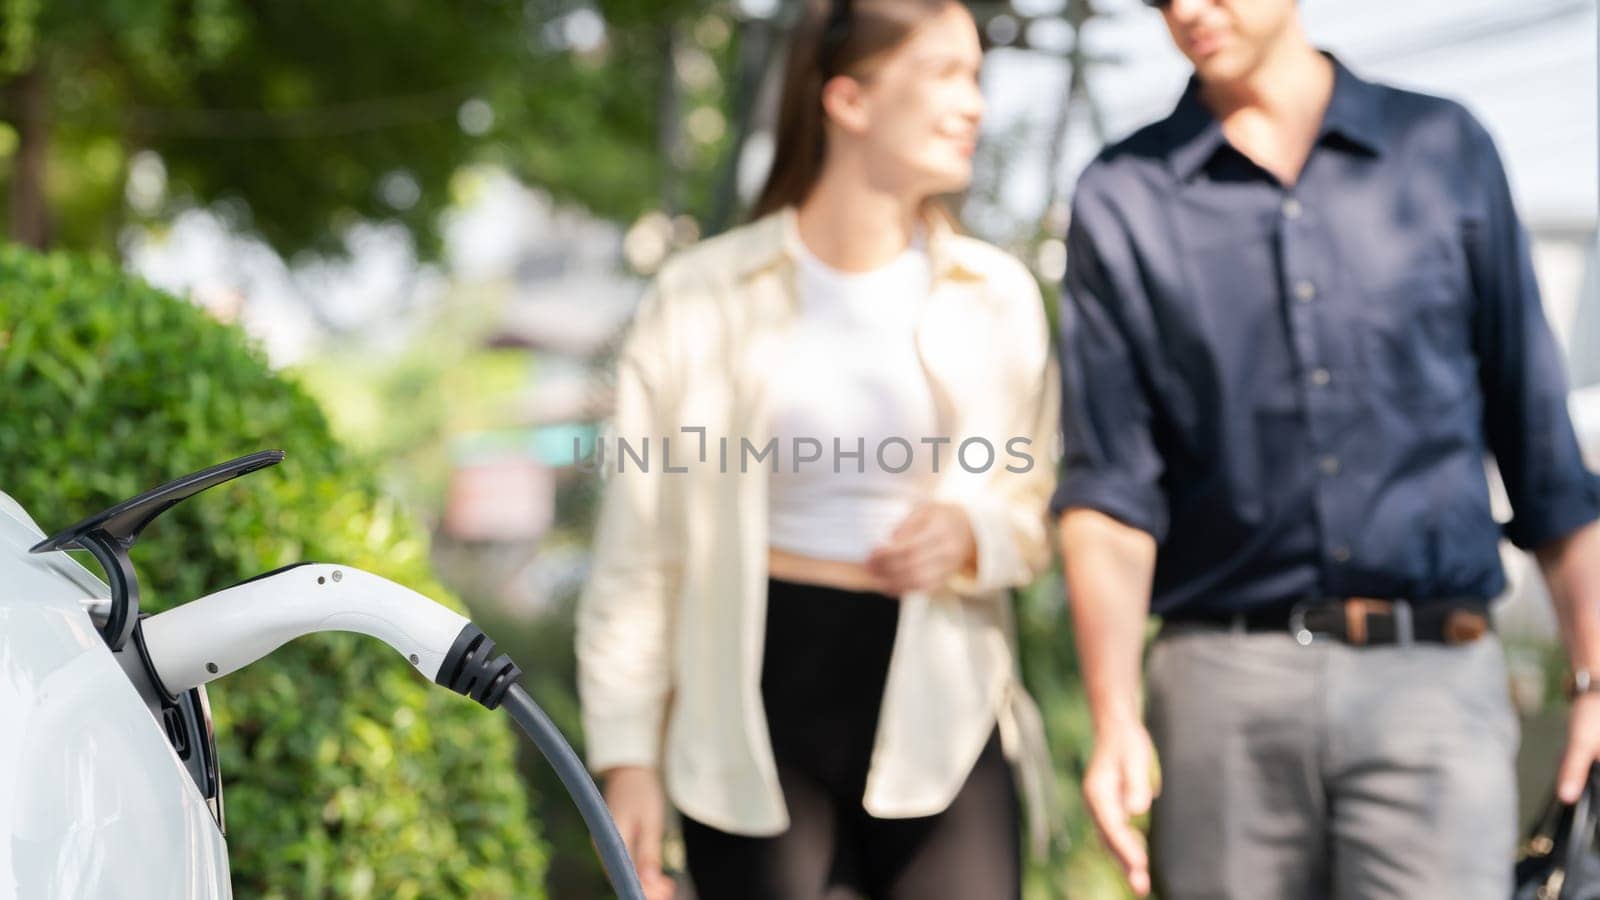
[1567,668,1600,700]
[1090,700,1145,736]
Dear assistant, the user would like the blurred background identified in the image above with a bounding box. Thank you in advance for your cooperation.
[0,0,1595,897]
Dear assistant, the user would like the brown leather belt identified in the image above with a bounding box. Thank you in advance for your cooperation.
[1164,597,1492,647]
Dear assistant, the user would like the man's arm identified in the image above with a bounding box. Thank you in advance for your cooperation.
[1061,508,1159,896]
[1537,522,1600,801]
[1053,181,1169,897]
[1064,509,1157,734]
[1460,110,1600,801]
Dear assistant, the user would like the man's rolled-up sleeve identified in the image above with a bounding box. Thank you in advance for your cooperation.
[1050,191,1169,543]
[1464,112,1600,550]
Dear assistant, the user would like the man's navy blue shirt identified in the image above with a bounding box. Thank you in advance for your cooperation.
[1050,56,1600,616]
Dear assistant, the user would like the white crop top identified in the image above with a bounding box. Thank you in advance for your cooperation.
[764,236,941,562]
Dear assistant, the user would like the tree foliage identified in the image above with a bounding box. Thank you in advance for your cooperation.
[0,0,732,257]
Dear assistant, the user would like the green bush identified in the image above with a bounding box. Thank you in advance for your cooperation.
[0,245,548,898]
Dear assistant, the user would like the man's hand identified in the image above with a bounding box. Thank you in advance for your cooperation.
[865,501,977,595]
[601,765,677,900]
[1559,693,1600,803]
[1083,719,1160,897]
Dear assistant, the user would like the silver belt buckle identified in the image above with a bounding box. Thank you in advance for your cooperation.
[1392,599,1414,647]
[1288,599,1330,646]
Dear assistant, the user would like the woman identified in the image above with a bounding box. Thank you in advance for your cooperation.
[577,1,1059,897]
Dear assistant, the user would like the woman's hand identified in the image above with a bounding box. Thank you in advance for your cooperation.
[601,765,677,900]
[865,501,977,595]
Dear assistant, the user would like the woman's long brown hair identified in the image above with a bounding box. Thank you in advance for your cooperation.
[749,0,957,221]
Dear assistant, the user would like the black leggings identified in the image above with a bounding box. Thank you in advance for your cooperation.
[681,578,1021,900]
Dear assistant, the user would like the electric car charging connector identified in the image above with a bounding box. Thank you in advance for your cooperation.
[137,562,646,900]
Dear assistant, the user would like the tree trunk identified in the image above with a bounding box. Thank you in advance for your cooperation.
[657,24,682,217]
[6,68,49,249]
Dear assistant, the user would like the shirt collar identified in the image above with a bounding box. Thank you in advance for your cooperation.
[1165,80,1229,184]
[1166,51,1386,183]
[1319,54,1386,155]
[735,206,983,283]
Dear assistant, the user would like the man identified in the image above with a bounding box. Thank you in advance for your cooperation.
[1052,0,1600,897]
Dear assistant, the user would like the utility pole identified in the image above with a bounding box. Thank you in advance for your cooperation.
[708,12,779,236]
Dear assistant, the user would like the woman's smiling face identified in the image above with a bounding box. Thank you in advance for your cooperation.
[826,3,986,199]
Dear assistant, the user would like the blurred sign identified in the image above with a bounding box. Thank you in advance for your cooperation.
[443,455,553,542]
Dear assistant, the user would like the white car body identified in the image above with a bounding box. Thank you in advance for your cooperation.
[0,490,231,900]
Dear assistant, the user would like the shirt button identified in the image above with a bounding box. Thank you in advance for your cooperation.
[1294,280,1316,302]
[1332,546,1352,563]
[1310,368,1332,386]
[1319,455,1341,476]
[1282,197,1303,219]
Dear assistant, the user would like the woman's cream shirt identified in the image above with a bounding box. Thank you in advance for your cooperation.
[576,207,1062,855]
